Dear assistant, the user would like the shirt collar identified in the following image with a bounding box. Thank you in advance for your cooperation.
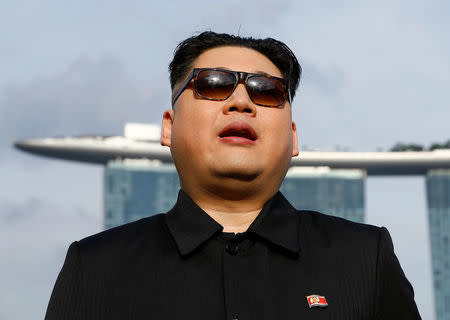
[246,191,300,255]
[165,190,300,257]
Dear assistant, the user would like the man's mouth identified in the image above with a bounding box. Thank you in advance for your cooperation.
[218,122,257,144]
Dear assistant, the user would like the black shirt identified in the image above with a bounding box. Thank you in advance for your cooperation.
[45,190,421,319]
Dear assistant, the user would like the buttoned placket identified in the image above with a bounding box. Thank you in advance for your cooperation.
[221,232,265,320]
[222,233,242,320]
[165,190,301,320]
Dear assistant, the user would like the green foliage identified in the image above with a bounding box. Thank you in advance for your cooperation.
[389,139,450,152]
[429,139,450,151]
[390,143,424,152]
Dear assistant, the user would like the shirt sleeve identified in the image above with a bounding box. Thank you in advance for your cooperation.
[375,226,422,319]
[45,241,86,320]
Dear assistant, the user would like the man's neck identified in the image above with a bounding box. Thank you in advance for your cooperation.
[201,207,261,233]
[181,186,276,233]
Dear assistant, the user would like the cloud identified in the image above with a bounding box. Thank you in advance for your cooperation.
[301,60,344,97]
[284,2,450,152]
[222,0,295,31]
[0,56,166,157]
[0,197,101,320]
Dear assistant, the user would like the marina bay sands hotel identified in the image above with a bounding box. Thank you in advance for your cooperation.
[14,123,450,319]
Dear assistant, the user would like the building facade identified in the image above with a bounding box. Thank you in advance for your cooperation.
[280,167,365,223]
[426,169,450,320]
[104,159,180,229]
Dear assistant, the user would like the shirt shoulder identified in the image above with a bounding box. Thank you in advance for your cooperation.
[295,210,421,318]
[298,209,379,232]
[296,209,381,251]
[76,213,172,261]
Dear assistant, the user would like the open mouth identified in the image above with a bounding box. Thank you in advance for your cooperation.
[218,122,257,143]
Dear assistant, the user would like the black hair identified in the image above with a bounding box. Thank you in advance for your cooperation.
[169,31,302,103]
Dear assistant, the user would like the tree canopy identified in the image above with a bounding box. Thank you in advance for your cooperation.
[389,139,450,152]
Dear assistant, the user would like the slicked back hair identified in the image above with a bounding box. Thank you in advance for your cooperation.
[169,31,302,105]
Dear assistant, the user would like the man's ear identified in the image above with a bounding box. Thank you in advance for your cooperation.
[291,121,299,157]
[161,109,175,147]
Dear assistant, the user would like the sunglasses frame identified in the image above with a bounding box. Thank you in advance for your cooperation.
[172,68,291,107]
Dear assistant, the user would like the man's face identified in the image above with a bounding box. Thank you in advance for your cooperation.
[162,46,298,196]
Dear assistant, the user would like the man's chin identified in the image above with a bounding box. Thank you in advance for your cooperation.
[210,165,262,182]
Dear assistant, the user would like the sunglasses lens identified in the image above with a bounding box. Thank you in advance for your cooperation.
[247,76,285,106]
[194,69,287,106]
[195,70,236,100]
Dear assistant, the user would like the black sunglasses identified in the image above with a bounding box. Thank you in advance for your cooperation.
[172,68,291,107]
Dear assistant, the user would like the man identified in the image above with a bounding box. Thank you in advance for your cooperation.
[45,32,421,319]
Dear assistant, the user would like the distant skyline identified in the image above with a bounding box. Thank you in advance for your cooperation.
[1,1,449,319]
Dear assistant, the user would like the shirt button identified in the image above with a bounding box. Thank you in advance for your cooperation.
[225,240,239,255]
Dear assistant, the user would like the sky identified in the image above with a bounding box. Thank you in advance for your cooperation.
[1,0,449,319]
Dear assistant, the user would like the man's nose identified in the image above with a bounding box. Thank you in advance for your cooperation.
[222,83,257,116]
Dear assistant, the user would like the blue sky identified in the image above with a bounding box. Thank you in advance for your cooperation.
[1,1,449,319]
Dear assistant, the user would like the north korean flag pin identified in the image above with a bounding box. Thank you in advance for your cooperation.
[306,294,328,308]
